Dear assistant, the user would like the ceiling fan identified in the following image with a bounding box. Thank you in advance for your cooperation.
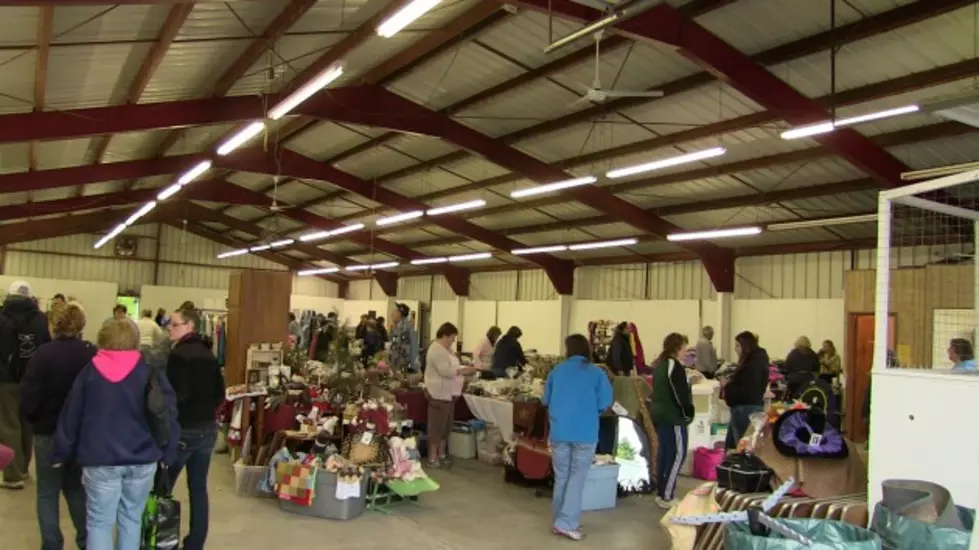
[569,31,665,106]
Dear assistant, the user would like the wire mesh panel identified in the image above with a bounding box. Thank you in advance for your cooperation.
[875,170,979,371]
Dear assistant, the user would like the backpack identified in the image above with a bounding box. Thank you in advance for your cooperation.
[0,311,40,382]
[144,360,171,449]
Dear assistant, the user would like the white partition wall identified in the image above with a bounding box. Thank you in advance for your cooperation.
[462,300,497,352]
[731,299,845,360]
[0,275,118,343]
[141,285,228,313]
[431,299,462,338]
[497,300,563,355]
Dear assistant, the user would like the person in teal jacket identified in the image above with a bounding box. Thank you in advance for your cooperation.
[948,338,977,372]
[543,334,613,541]
[649,332,695,509]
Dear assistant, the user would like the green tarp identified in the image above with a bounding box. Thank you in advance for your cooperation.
[725,519,880,550]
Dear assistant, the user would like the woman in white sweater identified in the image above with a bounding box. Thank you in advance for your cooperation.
[424,323,478,467]
[471,326,502,371]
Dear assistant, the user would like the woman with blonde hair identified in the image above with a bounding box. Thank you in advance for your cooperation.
[785,335,819,396]
[52,320,179,550]
[818,339,842,384]
[21,301,95,550]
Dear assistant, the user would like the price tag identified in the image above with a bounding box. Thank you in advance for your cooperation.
[360,431,374,445]
[808,433,822,447]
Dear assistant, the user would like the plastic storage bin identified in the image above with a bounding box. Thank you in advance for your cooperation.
[233,460,271,498]
[449,422,477,459]
[278,470,368,520]
[581,463,620,512]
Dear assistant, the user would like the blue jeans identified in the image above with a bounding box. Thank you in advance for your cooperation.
[168,427,217,550]
[35,435,87,550]
[82,463,156,550]
[726,405,764,449]
[655,424,688,501]
[550,441,596,532]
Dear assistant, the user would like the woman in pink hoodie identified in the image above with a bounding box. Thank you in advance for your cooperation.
[52,320,179,550]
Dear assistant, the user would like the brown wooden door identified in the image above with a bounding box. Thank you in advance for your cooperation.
[845,313,895,442]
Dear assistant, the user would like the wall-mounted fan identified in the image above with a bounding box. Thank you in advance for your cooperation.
[114,236,138,258]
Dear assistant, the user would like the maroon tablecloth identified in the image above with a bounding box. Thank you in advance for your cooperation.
[393,390,473,424]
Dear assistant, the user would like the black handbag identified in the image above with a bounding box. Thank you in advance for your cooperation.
[141,466,181,550]
[716,452,773,493]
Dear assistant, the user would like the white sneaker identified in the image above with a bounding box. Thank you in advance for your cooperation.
[1,480,25,490]
[655,496,677,510]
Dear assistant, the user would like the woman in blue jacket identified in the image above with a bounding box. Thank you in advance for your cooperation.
[543,334,613,541]
[52,320,180,550]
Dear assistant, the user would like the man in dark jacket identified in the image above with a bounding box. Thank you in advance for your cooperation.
[609,322,634,376]
[491,326,527,379]
[166,308,225,550]
[0,280,50,489]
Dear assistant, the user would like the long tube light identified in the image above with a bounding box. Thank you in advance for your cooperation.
[269,239,295,248]
[250,244,271,252]
[217,122,265,156]
[298,267,340,276]
[569,238,638,251]
[298,223,364,242]
[178,160,212,185]
[299,231,331,242]
[606,147,726,179]
[376,210,423,226]
[217,249,249,259]
[768,214,877,231]
[780,104,920,140]
[377,0,442,38]
[511,176,597,199]
[410,257,448,265]
[346,262,400,272]
[125,201,156,226]
[94,223,127,249]
[329,223,365,235]
[512,245,569,255]
[667,227,762,242]
[157,183,182,201]
[544,0,660,54]
[449,252,492,262]
[269,65,344,120]
[426,199,486,216]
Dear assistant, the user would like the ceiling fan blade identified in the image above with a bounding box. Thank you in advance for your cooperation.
[568,93,591,108]
[602,90,665,98]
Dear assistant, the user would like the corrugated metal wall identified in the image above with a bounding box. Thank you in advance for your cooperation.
[735,252,850,300]
[0,225,339,297]
[348,279,388,300]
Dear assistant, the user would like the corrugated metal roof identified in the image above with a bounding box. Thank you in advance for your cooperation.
[103,130,169,164]
[36,138,92,170]
[0,8,37,46]
[227,33,349,97]
[176,2,287,41]
[0,50,35,114]
[53,4,169,43]
[46,43,151,109]
[141,40,252,103]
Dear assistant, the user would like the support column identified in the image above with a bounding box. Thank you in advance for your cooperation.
[455,296,467,354]
[713,292,734,361]
[974,221,979,339]
[558,294,573,355]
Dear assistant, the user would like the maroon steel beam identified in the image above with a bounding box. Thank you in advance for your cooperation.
[0,210,159,246]
[0,95,289,144]
[301,86,735,291]
[0,156,197,194]
[367,0,967,185]
[519,1,912,188]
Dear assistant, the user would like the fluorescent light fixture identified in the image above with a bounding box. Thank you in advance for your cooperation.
[217,249,249,259]
[269,239,295,248]
[250,244,271,252]
[377,0,442,38]
[568,238,638,251]
[93,223,127,249]
[157,183,182,201]
[346,262,400,272]
[376,210,424,226]
[329,223,364,235]
[511,176,597,199]
[410,257,448,265]
[217,122,265,155]
[767,214,877,231]
[426,199,486,216]
[125,201,156,226]
[298,267,340,276]
[667,227,762,242]
[269,65,344,120]
[178,160,212,185]
[606,147,726,179]
[299,231,332,242]
[449,252,492,262]
[781,104,920,140]
[512,245,569,255]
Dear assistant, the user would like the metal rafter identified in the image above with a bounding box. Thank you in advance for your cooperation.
[519,1,912,186]
[82,1,194,196]
[0,210,159,246]
[28,5,53,174]
[0,155,197,194]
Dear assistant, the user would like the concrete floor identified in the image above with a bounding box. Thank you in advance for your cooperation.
[1,456,698,549]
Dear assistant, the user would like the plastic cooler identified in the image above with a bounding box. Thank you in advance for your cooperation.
[581,463,620,512]
[449,422,477,459]
[278,471,369,520]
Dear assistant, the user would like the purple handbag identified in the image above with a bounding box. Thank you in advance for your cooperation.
[772,407,848,459]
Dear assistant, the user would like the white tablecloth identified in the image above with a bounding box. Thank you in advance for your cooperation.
[463,395,514,441]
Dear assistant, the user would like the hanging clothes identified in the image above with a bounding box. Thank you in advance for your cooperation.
[629,322,647,374]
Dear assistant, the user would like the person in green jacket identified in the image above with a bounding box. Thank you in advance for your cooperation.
[649,332,695,509]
